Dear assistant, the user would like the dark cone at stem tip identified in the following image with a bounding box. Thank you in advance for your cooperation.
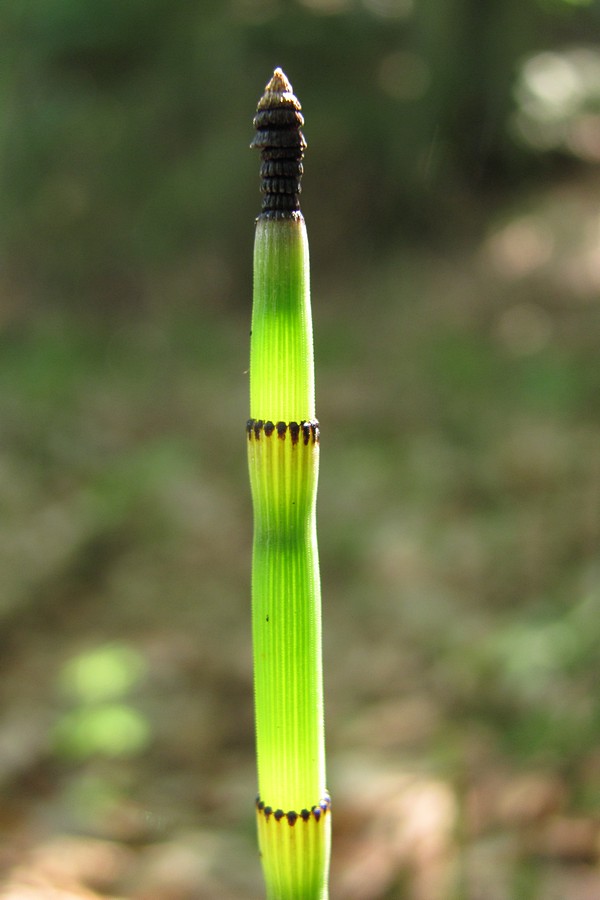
[251,68,306,218]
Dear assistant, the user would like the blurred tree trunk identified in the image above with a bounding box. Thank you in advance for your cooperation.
[414,0,543,191]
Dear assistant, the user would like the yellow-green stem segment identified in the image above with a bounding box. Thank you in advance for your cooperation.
[248,70,330,900]
[251,218,314,423]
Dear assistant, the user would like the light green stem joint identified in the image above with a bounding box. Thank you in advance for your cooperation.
[248,213,330,898]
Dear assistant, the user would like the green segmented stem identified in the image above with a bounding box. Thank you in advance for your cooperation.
[248,416,323,808]
[248,70,330,900]
[251,217,314,423]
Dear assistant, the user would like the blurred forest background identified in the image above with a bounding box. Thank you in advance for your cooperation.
[2,1,600,898]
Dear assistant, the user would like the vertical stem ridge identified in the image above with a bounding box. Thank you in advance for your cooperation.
[248,426,324,808]
[249,68,329,899]
[251,218,314,423]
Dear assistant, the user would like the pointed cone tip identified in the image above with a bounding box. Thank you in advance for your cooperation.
[265,67,293,95]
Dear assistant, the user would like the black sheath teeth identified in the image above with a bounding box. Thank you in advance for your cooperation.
[251,68,306,218]
[255,793,331,823]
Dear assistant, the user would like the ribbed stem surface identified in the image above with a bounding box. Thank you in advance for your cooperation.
[250,217,314,422]
[249,68,329,900]
[248,422,324,810]
[256,800,331,900]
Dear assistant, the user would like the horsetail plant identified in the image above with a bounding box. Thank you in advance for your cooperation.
[247,69,331,899]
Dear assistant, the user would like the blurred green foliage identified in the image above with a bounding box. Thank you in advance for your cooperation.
[2,0,599,313]
[2,5,600,896]
[48,638,149,762]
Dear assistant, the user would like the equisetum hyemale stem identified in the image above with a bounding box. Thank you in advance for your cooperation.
[248,69,330,899]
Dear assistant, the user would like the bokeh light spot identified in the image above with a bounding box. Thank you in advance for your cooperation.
[54,704,151,759]
[59,643,147,704]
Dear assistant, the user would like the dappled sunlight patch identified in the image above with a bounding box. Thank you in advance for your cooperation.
[480,173,600,314]
[59,644,147,705]
[53,704,150,760]
[128,829,261,898]
[466,770,567,835]
[0,825,264,899]
[567,112,600,163]
[555,211,600,297]
[514,46,600,160]
[52,643,151,761]
[26,836,132,895]
[484,216,554,280]
[2,835,131,899]
[332,760,457,900]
